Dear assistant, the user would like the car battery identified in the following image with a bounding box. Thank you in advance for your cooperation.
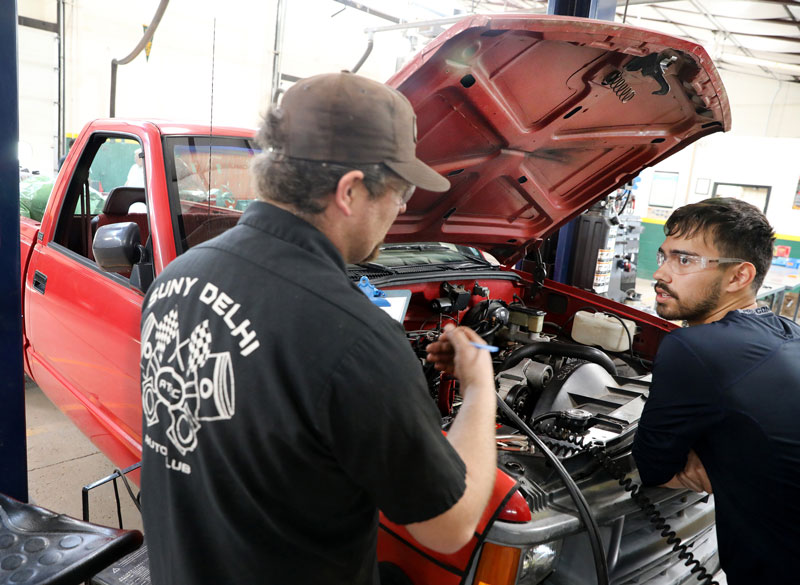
[91,542,151,585]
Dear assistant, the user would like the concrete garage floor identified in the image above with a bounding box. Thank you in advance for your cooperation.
[24,377,143,533]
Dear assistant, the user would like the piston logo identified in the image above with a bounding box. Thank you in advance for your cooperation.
[141,308,236,457]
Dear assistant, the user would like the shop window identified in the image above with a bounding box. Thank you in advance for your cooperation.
[712,182,771,213]
[648,171,679,208]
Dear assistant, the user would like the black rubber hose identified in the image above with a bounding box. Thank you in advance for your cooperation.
[496,396,610,585]
[501,341,617,377]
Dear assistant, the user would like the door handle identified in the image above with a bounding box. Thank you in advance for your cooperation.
[33,270,47,294]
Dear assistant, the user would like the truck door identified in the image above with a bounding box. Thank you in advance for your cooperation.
[24,133,151,467]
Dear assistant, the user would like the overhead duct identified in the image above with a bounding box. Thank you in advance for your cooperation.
[109,0,170,117]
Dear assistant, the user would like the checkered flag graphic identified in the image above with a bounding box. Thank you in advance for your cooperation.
[187,319,212,373]
[155,309,180,354]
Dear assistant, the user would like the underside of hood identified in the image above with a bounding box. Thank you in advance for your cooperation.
[385,14,730,263]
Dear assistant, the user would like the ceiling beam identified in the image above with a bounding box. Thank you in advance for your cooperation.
[717,64,800,83]
[618,0,682,5]
[720,53,800,75]
[624,3,800,26]
[617,1,800,83]
[618,13,800,49]
[784,3,800,36]
[688,0,780,80]
[648,5,703,43]
[332,1,401,24]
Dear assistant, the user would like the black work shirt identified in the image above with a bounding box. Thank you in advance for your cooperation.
[633,307,800,584]
[140,201,466,585]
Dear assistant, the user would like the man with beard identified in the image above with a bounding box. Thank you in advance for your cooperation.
[140,72,498,585]
[632,197,800,584]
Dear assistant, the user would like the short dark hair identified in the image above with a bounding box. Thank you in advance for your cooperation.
[251,109,408,215]
[665,197,775,291]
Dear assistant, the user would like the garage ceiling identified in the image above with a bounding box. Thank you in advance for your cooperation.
[450,0,800,82]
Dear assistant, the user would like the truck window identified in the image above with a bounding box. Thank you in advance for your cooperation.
[163,136,259,254]
[53,134,150,278]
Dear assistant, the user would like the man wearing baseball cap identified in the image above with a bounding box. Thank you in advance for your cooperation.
[140,72,497,585]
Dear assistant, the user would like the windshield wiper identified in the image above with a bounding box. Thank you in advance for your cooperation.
[380,244,452,252]
[446,261,491,270]
[353,261,398,274]
[450,252,492,267]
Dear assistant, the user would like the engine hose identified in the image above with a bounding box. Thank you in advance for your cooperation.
[501,341,618,377]
[481,323,501,338]
[495,395,610,585]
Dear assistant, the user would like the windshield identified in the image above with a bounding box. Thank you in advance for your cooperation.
[368,243,490,267]
[164,136,260,253]
[347,243,499,279]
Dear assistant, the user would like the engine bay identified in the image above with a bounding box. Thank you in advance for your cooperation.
[353,246,716,584]
[397,276,658,457]
[348,242,675,491]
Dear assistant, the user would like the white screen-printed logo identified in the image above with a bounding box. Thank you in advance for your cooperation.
[141,308,235,463]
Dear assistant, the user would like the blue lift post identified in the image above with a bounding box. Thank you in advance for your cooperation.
[548,0,617,283]
[0,0,29,502]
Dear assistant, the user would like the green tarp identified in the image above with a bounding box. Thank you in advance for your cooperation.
[20,175,105,221]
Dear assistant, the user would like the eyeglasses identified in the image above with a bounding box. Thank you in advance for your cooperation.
[390,182,416,207]
[656,250,747,274]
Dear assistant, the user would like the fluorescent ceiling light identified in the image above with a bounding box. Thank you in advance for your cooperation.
[719,53,800,75]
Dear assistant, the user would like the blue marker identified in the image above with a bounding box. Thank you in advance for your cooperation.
[469,341,499,353]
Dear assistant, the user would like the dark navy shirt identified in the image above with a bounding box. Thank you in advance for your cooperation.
[140,201,466,585]
[633,307,800,584]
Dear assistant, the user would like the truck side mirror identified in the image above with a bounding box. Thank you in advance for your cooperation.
[93,222,143,273]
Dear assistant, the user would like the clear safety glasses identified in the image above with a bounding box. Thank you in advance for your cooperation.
[656,250,747,274]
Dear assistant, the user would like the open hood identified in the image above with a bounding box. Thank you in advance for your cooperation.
[386,14,730,263]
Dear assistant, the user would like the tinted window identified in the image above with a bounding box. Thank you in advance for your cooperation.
[163,136,260,253]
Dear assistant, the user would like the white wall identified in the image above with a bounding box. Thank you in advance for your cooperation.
[63,0,277,128]
[633,70,800,238]
[719,70,800,138]
[18,0,438,174]
[636,134,800,237]
[16,0,800,195]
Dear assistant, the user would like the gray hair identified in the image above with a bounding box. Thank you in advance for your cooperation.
[251,109,407,215]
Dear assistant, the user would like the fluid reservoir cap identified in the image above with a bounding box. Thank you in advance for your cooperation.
[564,408,593,421]
[493,306,510,323]
[556,408,594,432]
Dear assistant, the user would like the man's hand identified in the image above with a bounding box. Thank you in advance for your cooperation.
[662,450,713,493]
[406,325,496,553]
[425,325,494,394]
[677,450,713,493]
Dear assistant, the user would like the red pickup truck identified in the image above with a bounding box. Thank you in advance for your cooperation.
[21,14,730,585]
[20,119,257,470]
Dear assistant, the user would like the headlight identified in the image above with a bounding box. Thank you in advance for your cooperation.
[472,540,561,585]
[518,541,562,584]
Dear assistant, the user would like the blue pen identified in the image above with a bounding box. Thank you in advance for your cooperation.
[469,341,499,353]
